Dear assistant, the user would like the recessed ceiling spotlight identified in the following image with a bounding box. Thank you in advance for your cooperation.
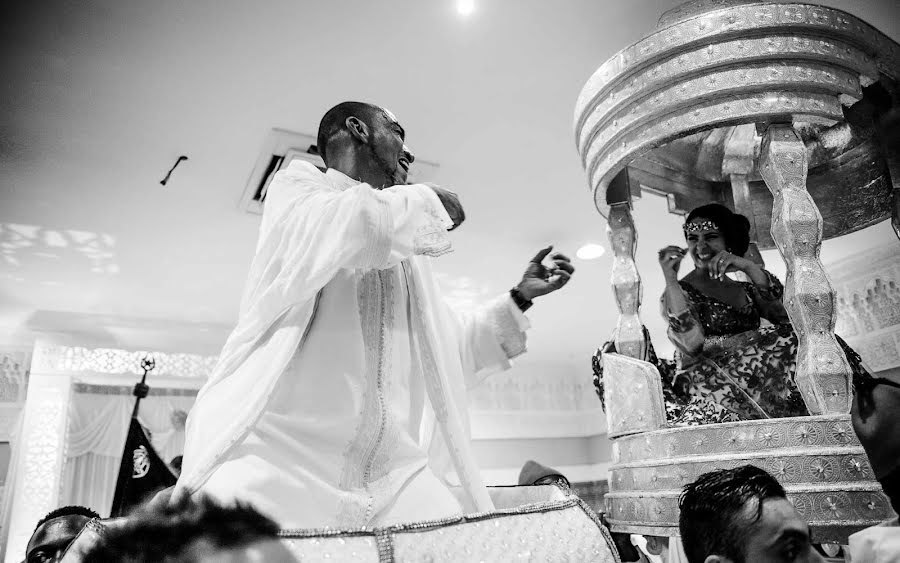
[457,0,475,16]
[576,243,606,260]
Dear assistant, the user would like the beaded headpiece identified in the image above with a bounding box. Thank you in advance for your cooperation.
[683,220,719,233]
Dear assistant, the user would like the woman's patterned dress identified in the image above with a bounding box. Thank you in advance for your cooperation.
[593,272,869,425]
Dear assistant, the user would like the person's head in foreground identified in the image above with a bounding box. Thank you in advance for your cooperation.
[317,101,415,189]
[851,355,900,516]
[679,465,824,563]
[26,505,99,563]
[81,495,297,563]
[847,355,900,560]
[517,459,571,488]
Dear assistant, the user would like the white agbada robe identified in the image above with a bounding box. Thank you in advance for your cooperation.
[176,160,529,528]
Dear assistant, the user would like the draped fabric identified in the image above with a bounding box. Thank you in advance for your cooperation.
[61,388,195,516]
[178,160,456,499]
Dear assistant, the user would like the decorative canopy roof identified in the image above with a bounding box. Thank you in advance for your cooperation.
[574,0,900,248]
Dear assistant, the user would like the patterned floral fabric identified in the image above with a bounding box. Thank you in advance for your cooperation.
[593,271,869,426]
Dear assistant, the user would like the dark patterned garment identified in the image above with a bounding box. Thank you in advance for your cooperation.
[593,271,870,426]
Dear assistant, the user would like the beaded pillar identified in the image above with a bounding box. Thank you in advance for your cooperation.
[759,124,851,415]
[607,202,647,360]
[730,173,765,273]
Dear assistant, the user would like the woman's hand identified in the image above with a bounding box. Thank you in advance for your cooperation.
[658,245,686,280]
[708,250,753,280]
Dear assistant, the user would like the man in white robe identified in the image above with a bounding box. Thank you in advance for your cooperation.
[175,101,574,529]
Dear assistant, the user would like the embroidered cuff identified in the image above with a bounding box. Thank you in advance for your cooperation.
[486,295,530,359]
[667,308,696,334]
[409,184,454,258]
[411,184,454,230]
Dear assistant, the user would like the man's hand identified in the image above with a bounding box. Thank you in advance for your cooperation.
[515,246,574,301]
[426,184,465,231]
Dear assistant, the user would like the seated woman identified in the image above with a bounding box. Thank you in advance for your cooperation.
[594,203,869,425]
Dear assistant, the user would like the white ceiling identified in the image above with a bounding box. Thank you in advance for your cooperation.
[2,1,898,378]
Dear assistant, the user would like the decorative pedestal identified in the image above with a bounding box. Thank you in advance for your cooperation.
[605,415,895,543]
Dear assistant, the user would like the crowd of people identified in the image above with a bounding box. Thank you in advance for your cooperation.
[17,100,899,562]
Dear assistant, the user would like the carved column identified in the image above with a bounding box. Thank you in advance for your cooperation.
[759,124,851,415]
[4,373,72,563]
[607,202,647,360]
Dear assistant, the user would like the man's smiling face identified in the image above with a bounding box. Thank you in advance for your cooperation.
[369,107,415,187]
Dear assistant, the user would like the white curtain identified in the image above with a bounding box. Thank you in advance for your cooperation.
[60,385,196,517]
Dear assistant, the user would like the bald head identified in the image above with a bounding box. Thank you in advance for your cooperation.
[315,101,414,189]
[316,101,382,164]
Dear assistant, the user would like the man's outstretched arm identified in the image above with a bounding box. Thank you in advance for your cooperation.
[451,246,575,387]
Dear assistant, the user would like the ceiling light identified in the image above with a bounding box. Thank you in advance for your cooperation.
[457,0,475,16]
[576,244,606,260]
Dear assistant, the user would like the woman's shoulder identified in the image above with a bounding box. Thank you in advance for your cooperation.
[677,271,704,294]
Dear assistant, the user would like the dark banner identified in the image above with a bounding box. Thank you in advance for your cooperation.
[110,417,177,517]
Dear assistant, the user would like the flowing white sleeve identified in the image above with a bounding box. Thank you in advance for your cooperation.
[262,170,453,270]
[451,294,531,389]
[240,167,453,329]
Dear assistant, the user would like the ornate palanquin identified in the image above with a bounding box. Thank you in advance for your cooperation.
[279,486,619,563]
[56,485,621,563]
[574,0,899,545]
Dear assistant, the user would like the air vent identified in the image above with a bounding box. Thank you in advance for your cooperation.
[240,129,322,214]
[241,128,439,215]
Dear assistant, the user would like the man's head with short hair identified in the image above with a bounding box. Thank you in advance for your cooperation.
[679,465,824,563]
[851,352,900,516]
[81,495,296,562]
[26,505,99,563]
[316,101,415,189]
[517,460,570,488]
